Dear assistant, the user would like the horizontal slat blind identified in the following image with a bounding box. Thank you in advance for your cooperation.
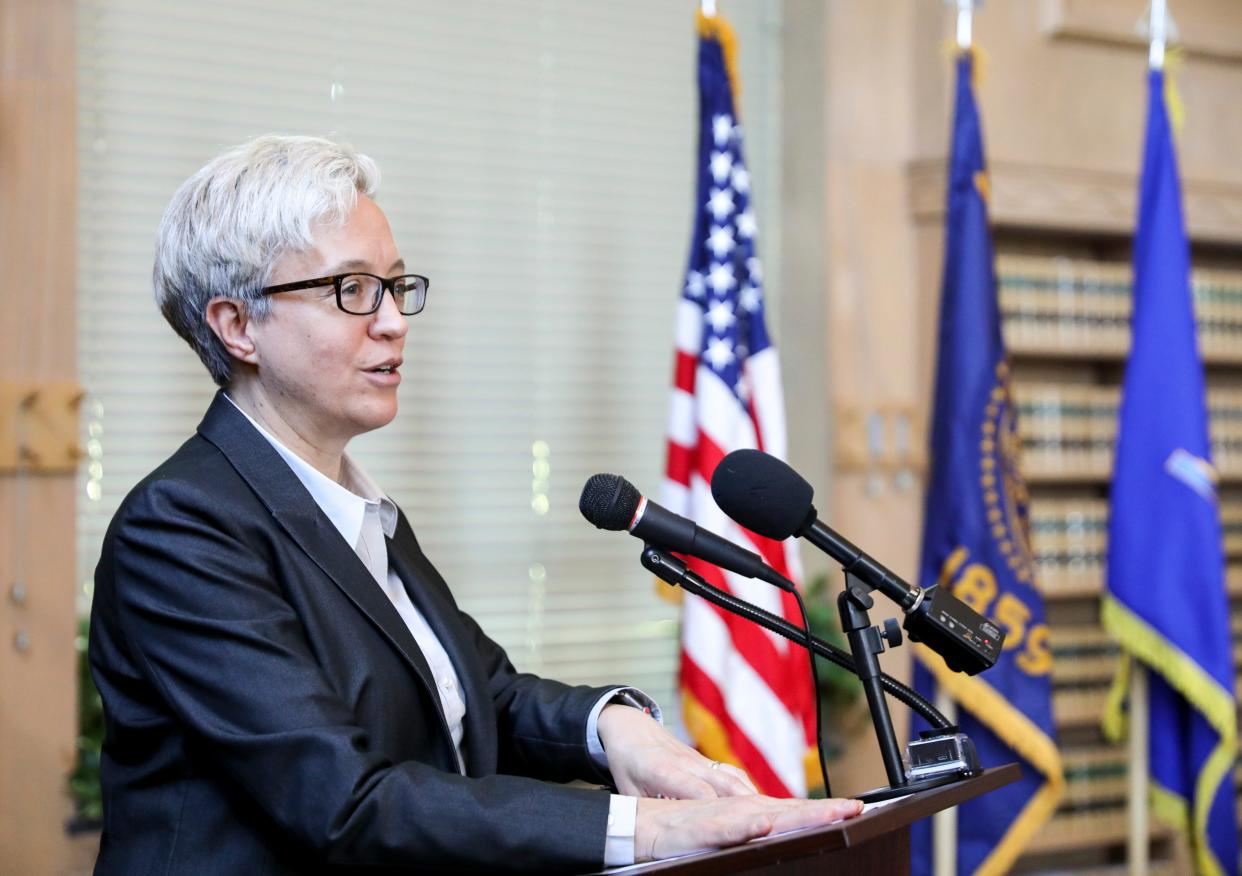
[77,0,782,717]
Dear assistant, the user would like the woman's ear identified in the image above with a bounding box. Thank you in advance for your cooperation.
[205,298,259,366]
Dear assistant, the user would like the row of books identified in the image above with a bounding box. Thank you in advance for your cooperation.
[1049,677,1242,735]
[1013,383,1242,482]
[1032,737,1208,861]
[997,254,1242,361]
[1029,498,1242,598]
[1048,621,1242,731]
[1051,625,1119,727]
[1033,739,1235,861]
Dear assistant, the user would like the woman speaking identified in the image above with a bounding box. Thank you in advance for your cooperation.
[87,135,862,874]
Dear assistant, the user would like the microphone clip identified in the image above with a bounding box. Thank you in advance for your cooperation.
[640,543,690,588]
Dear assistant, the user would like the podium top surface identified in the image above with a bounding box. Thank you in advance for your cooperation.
[595,764,1021,875]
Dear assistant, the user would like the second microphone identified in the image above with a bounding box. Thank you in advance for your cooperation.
[578,473,794,593]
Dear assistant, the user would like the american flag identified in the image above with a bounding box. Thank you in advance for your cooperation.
[662,11,816,798]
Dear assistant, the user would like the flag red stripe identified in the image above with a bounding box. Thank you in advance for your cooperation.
[674,350,698,394]
[665,439,693,488]
[692,428,726,480]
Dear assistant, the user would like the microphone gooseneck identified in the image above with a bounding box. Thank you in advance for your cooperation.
[639,545,952,730]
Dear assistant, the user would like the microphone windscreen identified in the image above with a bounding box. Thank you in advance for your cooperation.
[579,474,642,531]
[711,449,814,540]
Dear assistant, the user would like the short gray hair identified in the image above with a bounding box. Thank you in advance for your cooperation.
[153,135,381,386]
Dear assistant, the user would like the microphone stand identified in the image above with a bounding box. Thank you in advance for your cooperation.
[639,545,951,732]
[836,572,967,801]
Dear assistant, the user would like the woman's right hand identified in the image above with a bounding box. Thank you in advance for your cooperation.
[634,794,864,861]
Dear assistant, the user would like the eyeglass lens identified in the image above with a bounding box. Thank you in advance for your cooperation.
[338,274,427,315]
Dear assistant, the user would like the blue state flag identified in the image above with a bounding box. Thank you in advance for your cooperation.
[911,51,1064,876]
[1102,66,1238,876]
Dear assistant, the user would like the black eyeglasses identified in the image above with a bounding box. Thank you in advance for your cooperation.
[259,273,430,316]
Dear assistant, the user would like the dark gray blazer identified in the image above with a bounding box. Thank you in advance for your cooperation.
[89,393,615,874]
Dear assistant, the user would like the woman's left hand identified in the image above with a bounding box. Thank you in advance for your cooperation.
[596,703,758,799]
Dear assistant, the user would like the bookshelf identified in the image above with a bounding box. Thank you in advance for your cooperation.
[996,243,1242,874]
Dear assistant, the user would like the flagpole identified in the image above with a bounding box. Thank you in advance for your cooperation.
[1148,0,1167,70]
[1128,664,1149,876]
[1126,11,1164,874]
[932,691,958,876]
[954,0,973,51]
[933,8,976,872]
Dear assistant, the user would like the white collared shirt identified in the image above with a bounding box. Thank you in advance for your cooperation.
[225,396,642,864]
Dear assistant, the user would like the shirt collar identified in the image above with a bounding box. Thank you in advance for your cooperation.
[223,394,398,543]
[339,454,399,537]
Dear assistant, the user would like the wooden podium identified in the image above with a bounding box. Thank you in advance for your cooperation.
[596,764,1021,876]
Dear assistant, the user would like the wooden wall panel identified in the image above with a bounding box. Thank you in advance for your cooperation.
[0,1,79,874]
[1045,0,1242,63]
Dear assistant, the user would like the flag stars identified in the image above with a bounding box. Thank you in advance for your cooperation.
[684,270,706,300]
[740,283,763,312]
[705,336,736,370]
[731,165,750,194]
[706,299,736,333]
[707,187,736,221]
[736,209,757,239]
[692,109,768,400]
[707,262,736,295]
[707,225,736,259]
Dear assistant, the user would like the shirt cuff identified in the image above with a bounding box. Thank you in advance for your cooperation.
[604,794,638,867]
[586,687,663,770]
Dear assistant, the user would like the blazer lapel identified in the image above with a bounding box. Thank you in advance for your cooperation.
[195,394,447,724]
[387,520,498,777]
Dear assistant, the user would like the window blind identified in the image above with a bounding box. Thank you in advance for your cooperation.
[77,0,784,718]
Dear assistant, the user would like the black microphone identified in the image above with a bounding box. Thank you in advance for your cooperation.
[710,449,1003,676]
[709,450,919,609]
[578,473,794,592]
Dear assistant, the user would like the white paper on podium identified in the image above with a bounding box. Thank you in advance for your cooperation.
[862,794,912,814]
